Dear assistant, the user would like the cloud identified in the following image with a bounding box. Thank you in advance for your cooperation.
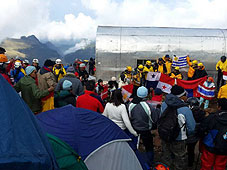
[64,39,92,54]
[36,13,97,42]
[0,0,49,40]
[82,0,227,28]
[1,0,227,44]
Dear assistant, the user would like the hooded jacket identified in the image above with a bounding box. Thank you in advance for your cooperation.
[53,64,66,82]
[199,111,227,155]
[192,66,207,80]
[161,94,196,141]
[14,76,49,113]
[54,90,76,108]
[218,84,227,99]
[37,67,57,90]
[55,73,84,96]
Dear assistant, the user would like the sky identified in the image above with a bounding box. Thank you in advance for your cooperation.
[1,0,227,42]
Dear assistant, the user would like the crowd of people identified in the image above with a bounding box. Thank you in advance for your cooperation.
[0,46,227,170]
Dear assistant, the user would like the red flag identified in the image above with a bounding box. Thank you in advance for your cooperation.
[157,73,175,93]
[177,76,207,97]
[121,84,134,102]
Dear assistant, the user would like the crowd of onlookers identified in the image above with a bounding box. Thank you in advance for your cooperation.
[0,46,226,170]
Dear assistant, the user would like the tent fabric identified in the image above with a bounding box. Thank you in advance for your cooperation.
[36,105,131,160]
[0,75,59,170]
[47,133,88,170]
[85,141,143,170]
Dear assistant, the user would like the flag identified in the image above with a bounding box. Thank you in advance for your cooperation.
[156,73,175,93]
[100,85,108,100]
[197,84,215,100]
[146,72,161,89]
[121,84,134,102]
[223,71,227,80]
[177,77,207,97]
[172,55,187,68]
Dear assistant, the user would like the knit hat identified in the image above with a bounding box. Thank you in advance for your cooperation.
[171,85,186,98]
[44,59,55,67]
[154,88,163,95]
[25,66,36,75]
[66,66,75,73]
[137,86,148,98]
[62,80,72,90]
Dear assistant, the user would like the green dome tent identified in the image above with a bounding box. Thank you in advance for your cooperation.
[47,134,88,170]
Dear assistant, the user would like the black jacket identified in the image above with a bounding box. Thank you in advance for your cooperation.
[192,68,207,80]
[199,111,227,155]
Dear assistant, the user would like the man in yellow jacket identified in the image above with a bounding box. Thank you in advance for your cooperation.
[158,58,167,74]
[170,67,183,80]
[53,59,66,82]
[218,83,227,99]
[187,60,198,80]
[216,56,226,90]
[143,60,154,79]
[162,54,172,74]
[132,64,144,97]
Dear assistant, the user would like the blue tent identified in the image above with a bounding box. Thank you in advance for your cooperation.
[37,105,144,170]
[0,75,58,170]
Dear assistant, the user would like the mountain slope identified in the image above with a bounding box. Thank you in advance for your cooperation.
[1,35,61,65]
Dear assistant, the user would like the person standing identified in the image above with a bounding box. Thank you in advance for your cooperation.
[37,59,57,112]
[159,85,195,170]
[76,80,104,113]
[216,56,226,90]
[169,67,183,80]
[89,58,95,75]
[14,66,54,114]
[103,89,138,137]
[129,86,160,166]
[192,63,207,80]
[55,66,84,97]
[54,80,76,108]
[199,98,227,170]
[53,59,66,82]
[32,59,40,71]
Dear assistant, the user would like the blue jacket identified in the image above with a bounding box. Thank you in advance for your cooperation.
[161,94,196,141]
[11,69,25,83]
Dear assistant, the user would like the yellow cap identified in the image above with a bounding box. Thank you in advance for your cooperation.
[198,63,203,67]
[126,66,132,72]
[138,64,144,69]
[192,60,198,64]
[175,66,180,70]
[146,60,151,65]
[0,54,8,63]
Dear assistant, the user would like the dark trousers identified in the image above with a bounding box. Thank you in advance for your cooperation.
[217,71,224,90]
[161,140,187,170]
[187,142,197,167]
[132,85,139,98]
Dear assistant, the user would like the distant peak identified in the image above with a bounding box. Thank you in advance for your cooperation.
[20,35,40,44]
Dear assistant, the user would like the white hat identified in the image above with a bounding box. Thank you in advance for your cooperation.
[55,59,62,64]
[79,63,85,67]
[23,59,29,64]
[32,59,39,64]
[111,77,117,81]
[14,61,22,68]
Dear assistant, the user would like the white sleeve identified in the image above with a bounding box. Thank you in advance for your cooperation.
[103,103,109,117]
[121,105,138,137]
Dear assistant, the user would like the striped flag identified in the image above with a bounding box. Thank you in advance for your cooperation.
[197,84,215,100]
[223,71,227,80]
[172,55,187,68]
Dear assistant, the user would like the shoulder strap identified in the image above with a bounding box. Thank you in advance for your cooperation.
[140,102,154,129]
[128,103,137,117]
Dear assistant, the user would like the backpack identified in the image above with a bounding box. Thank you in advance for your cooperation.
[158,106,184,142]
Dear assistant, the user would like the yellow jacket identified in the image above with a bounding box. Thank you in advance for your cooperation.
[133,70,143,86]
[165,61,172,74]
[218,84,227,98]
[162,56,172,74]
[188,66,195,78]
[143,66,154,79]
[216,60,227,71]
[53,66,66,82]
[170,72,183,80]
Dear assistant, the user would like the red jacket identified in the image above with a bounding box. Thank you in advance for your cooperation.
[76,90,104,113]
[1,73,12,86]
